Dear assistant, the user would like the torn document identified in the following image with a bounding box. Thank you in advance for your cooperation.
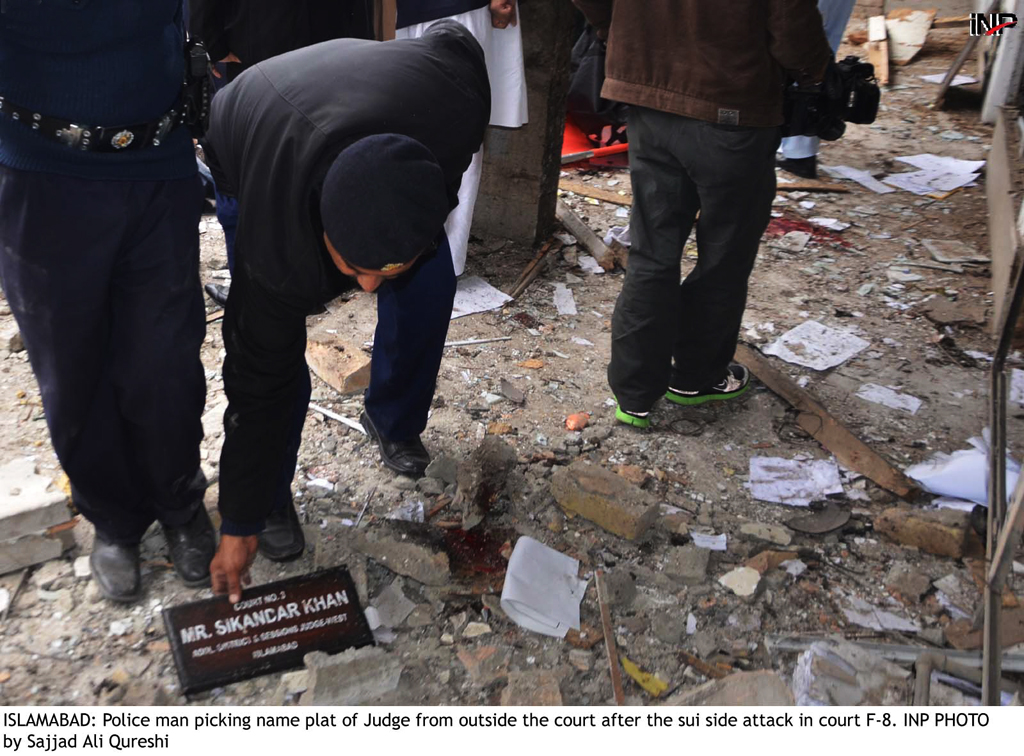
[764,320,870,371]
[884,170,977,196]
[553,283,578,316]
[896,154,986,174]
[905,436,1020,506]
[920,73,977,87]
[855,383,923,415]
[749,456,844,507]
[500,536,588,638]
[451,276,513,320]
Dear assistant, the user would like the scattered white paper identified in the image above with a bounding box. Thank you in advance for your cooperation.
[387,499,425,523]
[500,536,588,638]
[906,436,1020,506]
[749,456,844,507]
[920,73,977,87]
[896,154,986,174]
[931,496,977,513]
[451,276,513,319]
[603,226,631,248]
[856,383,922,414]
[824,165,895,194]
[571,337,594,347]
[764,320,870,371]
[884,170,977,196]
[841,594,920,633]
[578,255,606,274]
[553,283,578,316]
[691,532,728,551]
[809,217,851,232]
[800,201,816,210]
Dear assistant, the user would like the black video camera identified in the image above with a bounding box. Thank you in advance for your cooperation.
[181,38,211,138]
[783,56,880,142]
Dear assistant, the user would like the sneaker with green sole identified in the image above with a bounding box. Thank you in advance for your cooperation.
[665,364,750,406]
[614,403,651,429]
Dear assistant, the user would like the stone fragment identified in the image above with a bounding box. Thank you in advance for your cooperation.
[31,560,68,589]
[614,464,647,486]
[405,604,433,628]
[551,462,658,540]
[745,550,799,575]
[73,556,92,580]
[568,649,592,671]
[457,645,509,686]
[109,619,132,637]
[718,567,761,597]
[455,436,518,529]
[1,530,75,575]
[739,522,792,547]
[417,477,445,496]
[652,610,687,645]
[350,527,450,586]
[0,459,71,539]
[373,579,416,628]
[300,647,404,705]
[304,337,371,396]
[1,324,23,352]
[425,456,458,486]
[500,670,562,705]
[874,507,982,559]
[499,378,526,405]
[884,561,931,601]
[663,671,794,706]
[462,622,492,638]
[602,569,637,607]
[665,545,709,586]
[791,639,911,706]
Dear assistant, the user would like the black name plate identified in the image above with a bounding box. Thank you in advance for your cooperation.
[162,566,373,695]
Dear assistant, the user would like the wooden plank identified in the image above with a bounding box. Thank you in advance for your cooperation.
[776,179,851,193]
[990,112,1020,336]
[206,309,224,324]
[734,344,919,499]
[596,571,626,706]
[933,15,970,29]
[559,178,632,206]
[556,199,617,270]
[866,40,891,85]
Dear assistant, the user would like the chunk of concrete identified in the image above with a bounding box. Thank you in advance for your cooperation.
[455,436,518,529]
[664,545,709,586]
[663,671,794,706]
[299,647,403,705]
[500,670,562,705]
[0,529,75,576]
[874,507,982,559]
[373,578,416,628]
[719,567,760,598]
[550,462,658,540]
[0,459,72,539]
[1,324,23,353]
[602,569,637,607]
[791,638,912,705]
[457,645,510,686]
[305,337,371,396]
[739,522,792,547]
[350,527,450,586]
[884,561,931,601]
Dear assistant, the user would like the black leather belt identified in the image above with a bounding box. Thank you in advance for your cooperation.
[0,96,180,152]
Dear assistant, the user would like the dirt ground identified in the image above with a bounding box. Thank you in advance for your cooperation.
[1,30,1022,706]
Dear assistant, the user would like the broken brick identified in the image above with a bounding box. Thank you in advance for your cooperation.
[874,507,983,559]
[500,670,562,705]
[551,462,658,540]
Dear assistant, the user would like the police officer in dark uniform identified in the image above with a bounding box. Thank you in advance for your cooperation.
[0,0,215,602]
[202,21,490,601]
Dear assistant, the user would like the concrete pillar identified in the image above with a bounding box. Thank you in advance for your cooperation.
[474,0,576,245]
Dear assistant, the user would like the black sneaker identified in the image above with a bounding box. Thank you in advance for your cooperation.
[776,155,817,180]
[666,365,751,406]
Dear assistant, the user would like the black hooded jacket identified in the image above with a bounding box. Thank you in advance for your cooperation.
[205,22,490,533]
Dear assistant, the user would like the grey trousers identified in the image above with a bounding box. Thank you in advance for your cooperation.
[609,107,780,412]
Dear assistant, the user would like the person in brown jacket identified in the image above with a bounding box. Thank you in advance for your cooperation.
[572,0,832,428]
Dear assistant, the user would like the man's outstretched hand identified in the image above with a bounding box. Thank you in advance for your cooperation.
[210,534,259,603]
[490,0,517,28]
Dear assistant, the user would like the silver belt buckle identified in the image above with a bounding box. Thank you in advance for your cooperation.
[57,124,92,150]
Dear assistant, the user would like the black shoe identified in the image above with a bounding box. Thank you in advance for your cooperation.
[204,283,230,307]
[163,507,216,588]
[360,410,431,477]
[258,502,306,562]
[776,155,817,180]
[90,537,142,603]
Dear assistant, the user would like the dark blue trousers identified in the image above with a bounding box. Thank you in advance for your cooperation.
[267,235,456,513]
[0,166,208,544]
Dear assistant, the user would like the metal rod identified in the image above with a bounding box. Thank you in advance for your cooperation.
[596,571,626,705]
[443,337,512,349]
[308,403,366,435]
[354,485,376,528]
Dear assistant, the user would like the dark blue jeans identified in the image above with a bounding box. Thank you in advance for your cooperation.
[0,165,207,544]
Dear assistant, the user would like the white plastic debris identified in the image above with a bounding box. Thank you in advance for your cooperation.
[764,321,870,371]
[578,255,606,275]
[553,284,578,316]
[500,536,588,638]
[602,226,631,248]
[855,383,922,414]
[691,532,728,551]
[749,456,844,507]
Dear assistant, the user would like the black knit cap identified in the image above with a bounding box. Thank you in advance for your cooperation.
[320,134,449,273]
